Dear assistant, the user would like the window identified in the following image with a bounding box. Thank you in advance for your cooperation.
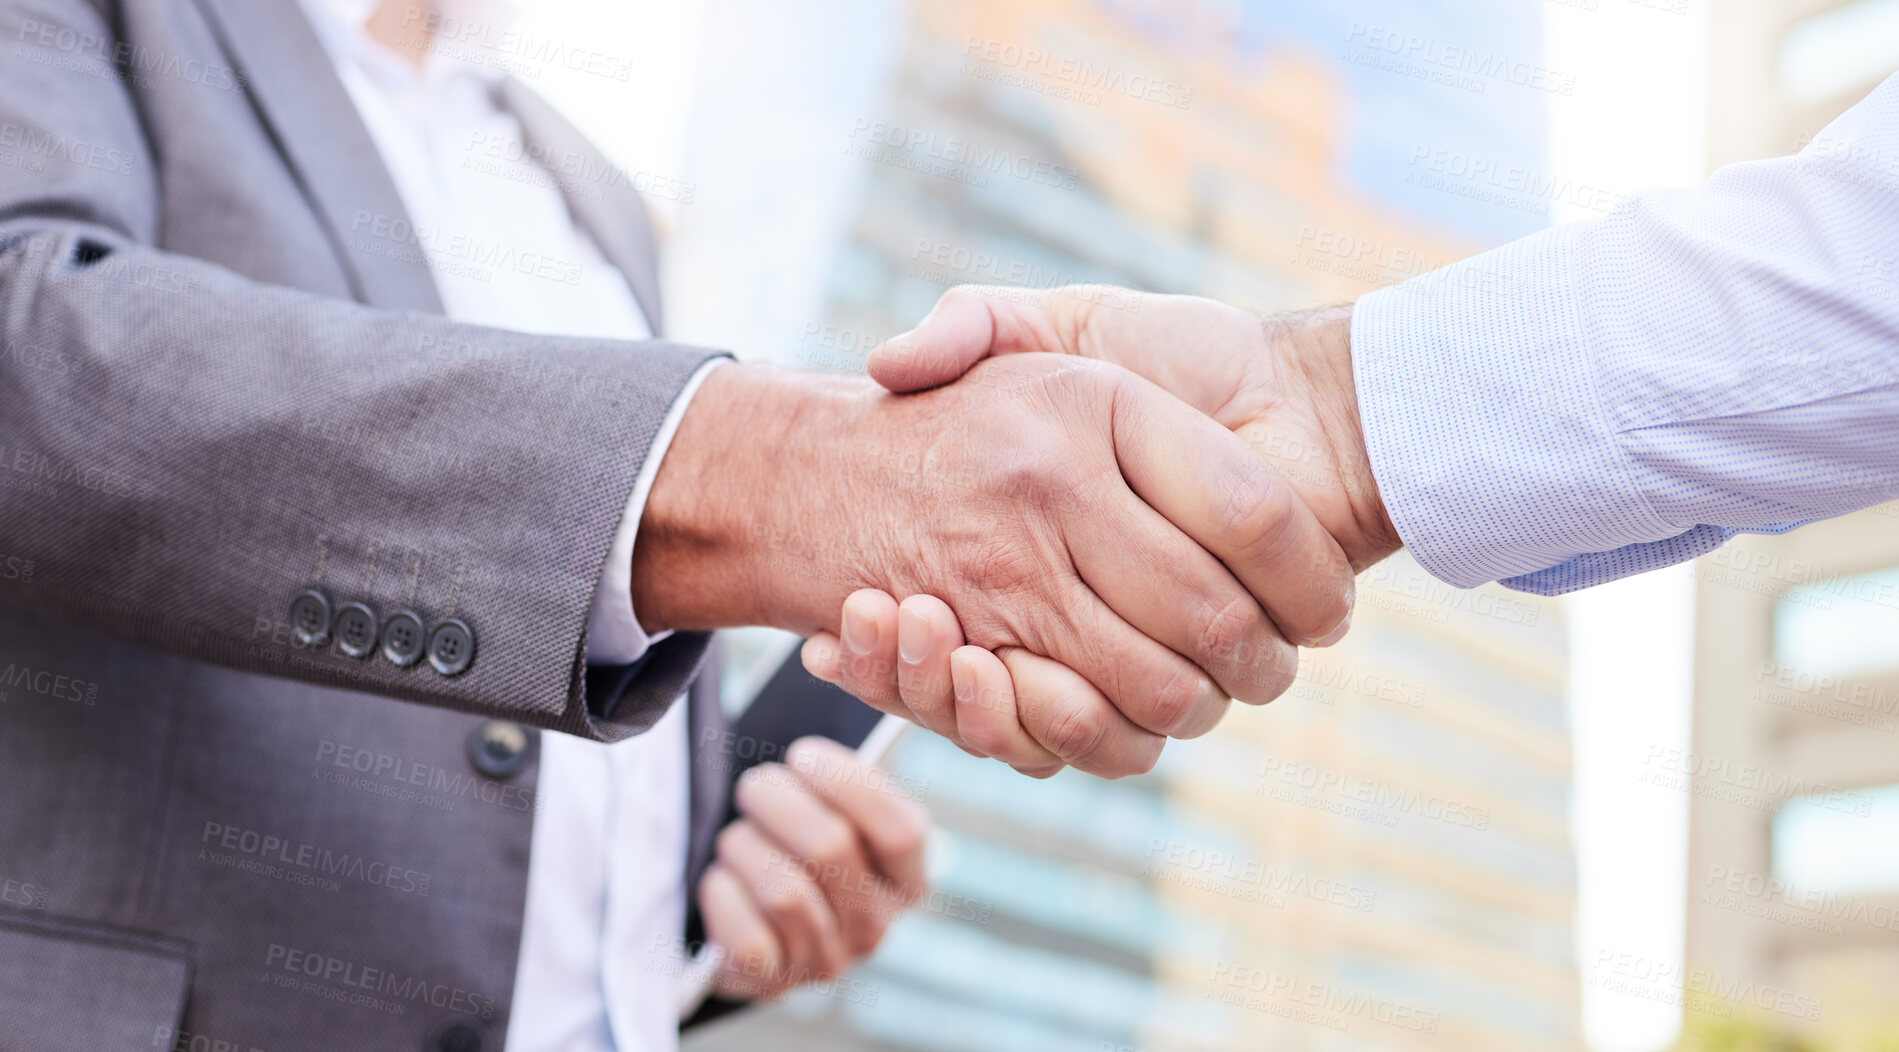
[1773,565,1899,681]
[1774,783,1899,895]
[1780,0,1899,103]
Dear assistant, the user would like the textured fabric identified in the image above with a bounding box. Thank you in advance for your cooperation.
[1353,73,1899,596]
[589,360,727,668]
[294,0,681,669]
[285,7,699,1049]
[0,0,720,740]
[0,0,731,1049]
[0,913,191,1052]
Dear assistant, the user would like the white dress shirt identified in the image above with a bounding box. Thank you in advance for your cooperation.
[1354,72,1899,595]
[298,2,706,1050]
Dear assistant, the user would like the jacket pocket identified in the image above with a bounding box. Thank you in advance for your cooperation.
[0,910,190,1052]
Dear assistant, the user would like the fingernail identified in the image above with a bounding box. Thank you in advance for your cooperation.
[897,606,930,664]
[1316,613,1352,648]
[949,654,975,703]
[842,601,879,656]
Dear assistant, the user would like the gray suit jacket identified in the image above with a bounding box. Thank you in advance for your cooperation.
[0,1,756,1048]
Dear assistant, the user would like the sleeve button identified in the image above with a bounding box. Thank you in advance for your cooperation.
[333,602,379,659]
[380,611,427,667]
[427,618,476,677]
[290,589,333,647]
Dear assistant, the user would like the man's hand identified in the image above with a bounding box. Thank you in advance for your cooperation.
[697,737,929,1000]
[632,353,1355,777]
[801,288,1404,777]
[869,287,1401,570]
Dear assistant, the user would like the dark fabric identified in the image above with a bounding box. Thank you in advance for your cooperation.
[0,910,191,1052]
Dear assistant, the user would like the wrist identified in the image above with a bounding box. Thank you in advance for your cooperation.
[630,364,874,634]
[1276,306,1402,570]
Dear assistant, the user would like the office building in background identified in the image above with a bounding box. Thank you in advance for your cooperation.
[1679,3,1899,1037]
[690,0,1582,1048]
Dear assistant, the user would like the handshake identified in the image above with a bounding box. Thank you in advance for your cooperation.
[631,285,1405,779]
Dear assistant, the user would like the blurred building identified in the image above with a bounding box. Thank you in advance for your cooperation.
[688,1,1583,1050]
[1680,0,1899,1036]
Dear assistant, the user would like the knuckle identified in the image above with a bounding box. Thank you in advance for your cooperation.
[968,535,1042,600]
[1220,471,1299,560]
[1040,698,1109,766]
[960,719,1010,757]
[1140,666,1207,736]
[1195,594,1259,670]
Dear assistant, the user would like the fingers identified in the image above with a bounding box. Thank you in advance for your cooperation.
[787,737,932,899]
[713,821,850,989]
[1000,646,1164,778]
[801,632,843,682]
[809,593,973,747]
[869,286,1019,393]
[698,863,786,1000]
[949,646,1065,777]
[894,595,964,737]
[734,763,890,956]
[1106,372,1355,653]
[812,590,922,726]
[1065,482,1294,719]
[809,589,1158,778]
[1028,579,1235,739]
[811,596,1069,779]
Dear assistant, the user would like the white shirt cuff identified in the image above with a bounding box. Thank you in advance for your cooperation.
[1350,221,1676,589]
[585,358,729,666]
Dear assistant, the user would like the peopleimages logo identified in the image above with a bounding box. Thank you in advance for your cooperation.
[0,663,98,704]
[960,35,1194,110]
[202,821,432,896]
[1208,963,1442,1034]
[1342,23,1577,96]
[846,119,1080,191]
[264,943,497,1020]
[1590,950,1822,1022]
[1144,839,1378,912]
[1257,757,1491,830]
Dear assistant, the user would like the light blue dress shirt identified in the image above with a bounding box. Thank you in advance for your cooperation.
[1353,73,1899,596]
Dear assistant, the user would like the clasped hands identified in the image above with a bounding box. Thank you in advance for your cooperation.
[801,287,1404,778]
[637,285,1408,999]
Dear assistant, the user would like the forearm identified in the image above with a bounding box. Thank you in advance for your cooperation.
[631,364,881,636]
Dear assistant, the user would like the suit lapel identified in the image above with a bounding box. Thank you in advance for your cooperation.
[495,78,666,335]
[194,0,707,874]
[190,0,446,314]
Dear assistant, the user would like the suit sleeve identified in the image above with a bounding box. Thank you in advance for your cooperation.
[0,0,720,741]
[1352,73,1899,596]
